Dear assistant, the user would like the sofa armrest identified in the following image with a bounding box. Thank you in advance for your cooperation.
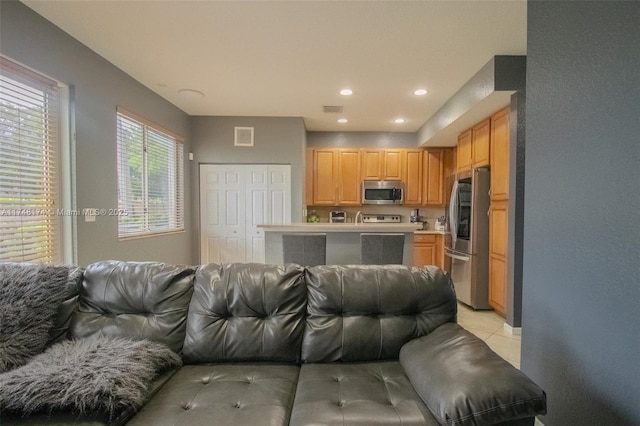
[399,323,546,426]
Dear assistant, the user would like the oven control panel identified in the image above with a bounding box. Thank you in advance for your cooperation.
[361,214,401,223]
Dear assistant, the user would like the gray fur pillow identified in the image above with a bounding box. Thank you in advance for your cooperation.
[0,263,74,372]
[0,337,182,417]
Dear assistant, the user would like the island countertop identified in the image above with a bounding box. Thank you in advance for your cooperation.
[258,223,422,233]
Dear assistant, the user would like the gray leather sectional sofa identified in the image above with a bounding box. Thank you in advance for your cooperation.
[0,261,546,425]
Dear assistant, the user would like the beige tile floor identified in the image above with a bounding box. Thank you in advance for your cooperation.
[456,302,522,369]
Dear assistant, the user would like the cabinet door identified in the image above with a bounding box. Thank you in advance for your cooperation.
[472,118,491,168]
[490,107,510,201]
[305,148,314,206]
[435,234,444,269]
[404,150,423,205]
[423,149,444,205]
[337,149,361,205]
[383,149,403,180]
[489,200,508,316]
[361,149,384,180]
[457,129,473,172]
[312,149,337,205]
[413,234,437,266]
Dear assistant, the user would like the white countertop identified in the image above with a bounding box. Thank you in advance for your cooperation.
[414,229,445,235]
[258,223,423,233]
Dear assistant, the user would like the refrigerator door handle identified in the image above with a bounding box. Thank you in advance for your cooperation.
[448,180,459,247]
[445,250,470,262]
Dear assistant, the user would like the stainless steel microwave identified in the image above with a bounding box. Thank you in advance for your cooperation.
[362,181,404,204]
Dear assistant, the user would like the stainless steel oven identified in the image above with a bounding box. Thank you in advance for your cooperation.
[362,181,404,205]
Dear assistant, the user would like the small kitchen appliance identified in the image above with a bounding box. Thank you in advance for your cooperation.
[329,210,347,223]
[410,209,423,223]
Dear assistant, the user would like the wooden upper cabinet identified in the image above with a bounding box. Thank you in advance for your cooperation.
[361,149,384,180]
[383,150,403,180]
[490,107,510,201]
[312,149,338,205]
[305,148,314,206]
[472,118,491,168]
[311,148,360,206]
[456,129,473,172]
[403,150,423,205]
[457,118,490,172]
[423,149,445,205]
[337,149,361,205]
[362,149,404,180]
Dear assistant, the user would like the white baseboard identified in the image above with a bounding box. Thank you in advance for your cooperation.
[503,323,522,336]
[535,417,546,426]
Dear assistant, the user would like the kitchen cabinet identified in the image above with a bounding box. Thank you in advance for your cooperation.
[403,150,423,205]
[422,149,444,205]
[413,233,443,269]
[488,200,508,316]
[305,149,314,206]
[310,148,361,206]
[456,118,490,172]
[490,107,510,201]
[472,118,491,168]
[456,130,473,172]
[361,149,403,181]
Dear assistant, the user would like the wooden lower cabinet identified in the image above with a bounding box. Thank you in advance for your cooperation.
[413,233,443,269]
[488,200,508,316]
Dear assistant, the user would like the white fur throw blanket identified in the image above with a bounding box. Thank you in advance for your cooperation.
[0,337,182,418]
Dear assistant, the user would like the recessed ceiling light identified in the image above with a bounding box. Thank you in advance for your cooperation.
[338,118,348,123]
[177,88,205,99]
[414,89,428,96]
[340,89,353,96]
[394,118,406,124]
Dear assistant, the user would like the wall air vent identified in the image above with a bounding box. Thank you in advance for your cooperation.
[322,105,343,113]
[234,127,254,147]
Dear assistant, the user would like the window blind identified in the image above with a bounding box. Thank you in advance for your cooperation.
[116,111,184,239]
[0,57,60,263]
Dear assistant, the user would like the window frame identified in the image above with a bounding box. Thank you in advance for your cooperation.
[0,56,74,264]
[116,108,184,240]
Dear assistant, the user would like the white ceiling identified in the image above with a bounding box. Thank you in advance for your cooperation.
[22,0,526,137]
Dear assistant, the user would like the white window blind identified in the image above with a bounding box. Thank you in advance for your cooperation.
[0,57,60,263]
[116,110,184,239]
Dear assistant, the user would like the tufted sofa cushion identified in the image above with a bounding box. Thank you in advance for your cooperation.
[302,265,457,363]
[128,364,300,426]
[290,362,438,426]
[183,263,306,363]
[69,261,196,354]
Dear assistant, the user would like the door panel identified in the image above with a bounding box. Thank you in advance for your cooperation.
[200,164,291,264]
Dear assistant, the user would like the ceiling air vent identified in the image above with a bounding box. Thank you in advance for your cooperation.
[322,105,343,113]
[234,127,254,147]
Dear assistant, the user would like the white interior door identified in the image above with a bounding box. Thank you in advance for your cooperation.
[200,164,291,264]
[245,166,268,263]
[200,165,246,263]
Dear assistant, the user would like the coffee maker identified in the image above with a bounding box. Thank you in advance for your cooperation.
[409,209,423,223]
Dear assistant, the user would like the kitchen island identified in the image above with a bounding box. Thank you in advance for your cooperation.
[259,223,422,265]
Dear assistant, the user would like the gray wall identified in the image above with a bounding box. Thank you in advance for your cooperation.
[190,116,306,263]
[307,131,417,148]
[523,2,640,424]
[0,1,193,266]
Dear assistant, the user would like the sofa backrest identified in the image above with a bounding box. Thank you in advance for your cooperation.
[47,266,84,345]
[69,260,195,354]
[183,263,306,364]
[301,265,457,363]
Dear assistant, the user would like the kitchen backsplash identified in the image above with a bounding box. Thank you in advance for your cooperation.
[304,205,445,229]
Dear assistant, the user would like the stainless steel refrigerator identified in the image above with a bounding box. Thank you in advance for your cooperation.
[444,168,491,309]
